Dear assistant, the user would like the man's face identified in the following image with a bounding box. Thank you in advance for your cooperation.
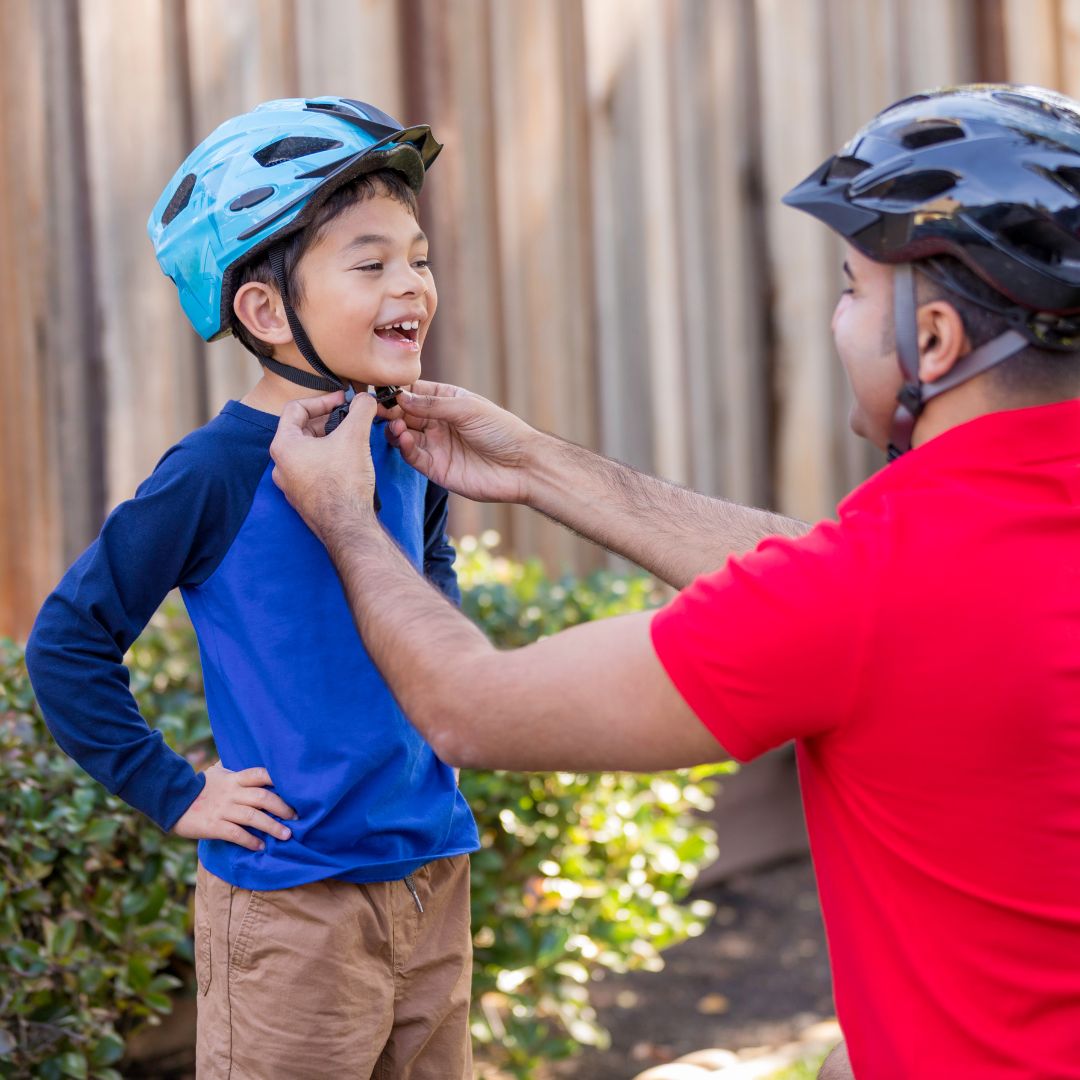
[832,244,904,451]
[293,193,437,389]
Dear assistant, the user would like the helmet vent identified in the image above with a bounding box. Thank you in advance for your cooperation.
[826,157,870,181]
[161,173,196,226]
[860,171,957,205]
[900,121,964,149]
[254,136,343,167]
[1000,217,1080,267]
[1047,166,1080,198]
[229,186,275,211]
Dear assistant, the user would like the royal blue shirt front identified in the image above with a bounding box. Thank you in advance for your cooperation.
[26,401,479,889]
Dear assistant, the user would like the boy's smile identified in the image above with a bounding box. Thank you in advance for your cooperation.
[291,193,437,389]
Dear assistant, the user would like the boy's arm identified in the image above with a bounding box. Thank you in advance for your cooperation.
[25,444,293,845]
[25,449,218,830]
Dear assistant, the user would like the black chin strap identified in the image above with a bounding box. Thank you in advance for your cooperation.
[887,264,1028,461]
[267,245,344,393]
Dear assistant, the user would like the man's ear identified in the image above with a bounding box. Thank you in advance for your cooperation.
[917,300,970,385]
[233,281,292,347]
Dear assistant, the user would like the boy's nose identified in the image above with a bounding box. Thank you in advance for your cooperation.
[392,267,427,296]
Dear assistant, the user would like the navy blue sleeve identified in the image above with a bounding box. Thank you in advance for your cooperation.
[25,443,239,832]
[422,481,460,606]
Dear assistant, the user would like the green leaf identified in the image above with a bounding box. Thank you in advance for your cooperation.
[83,820,119,845]
[126,955,153,992]
[52,917,79,958]
[89,1034,124,1066]
[58,1053,88,1079]
[143,991,174,1014]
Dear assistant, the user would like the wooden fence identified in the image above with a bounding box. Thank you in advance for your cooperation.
[0,0,1070,637]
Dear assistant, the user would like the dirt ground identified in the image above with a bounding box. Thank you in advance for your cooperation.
[549,855,835,1079]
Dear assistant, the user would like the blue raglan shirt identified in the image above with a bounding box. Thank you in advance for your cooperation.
[26,401,479,890]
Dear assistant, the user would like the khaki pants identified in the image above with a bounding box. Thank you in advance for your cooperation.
[194,855,473,1079]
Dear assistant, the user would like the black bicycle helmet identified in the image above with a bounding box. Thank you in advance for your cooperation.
[783,84,1080,456]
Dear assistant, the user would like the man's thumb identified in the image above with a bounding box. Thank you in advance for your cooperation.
[337,391,377,435]
[398,389,464,418]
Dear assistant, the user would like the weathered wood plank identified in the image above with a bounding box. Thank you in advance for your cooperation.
[1058,0,1080,99]
[0,0,57,637]
[701,0,771,506]
[1002,0,1062,87]
[294,0,405,116]
[399,0,514,548]
[489,0,596,571]
[756,0,838,521]
[39,0,107,569]
[185,0,293,413]
[79,0,203,505]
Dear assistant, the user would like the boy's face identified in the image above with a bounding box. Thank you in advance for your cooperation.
[831,244,903,450]
[293,193,436,388]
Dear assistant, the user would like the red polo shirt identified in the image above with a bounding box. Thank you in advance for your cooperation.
[651,401,1080,1079]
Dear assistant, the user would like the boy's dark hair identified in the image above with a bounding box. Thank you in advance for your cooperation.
[915,255,1080,396]
[230,169,419,360]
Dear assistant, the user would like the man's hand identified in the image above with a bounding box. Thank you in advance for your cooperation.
[270,390,378,541]
[172,762,297,851]
[383,380,541,505]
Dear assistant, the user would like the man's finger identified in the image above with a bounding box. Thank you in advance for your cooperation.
[336,389,377,436]
[397,388,470,417]
[280,390,345,431]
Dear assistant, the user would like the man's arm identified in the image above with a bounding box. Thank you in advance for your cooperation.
[271,394,724,771]
[525,434,806,589]
[327,509,719,771]
[386,382,808,589]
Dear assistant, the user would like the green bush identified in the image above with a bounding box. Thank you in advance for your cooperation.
[0,610,208,1080]
[1,535,728,1078]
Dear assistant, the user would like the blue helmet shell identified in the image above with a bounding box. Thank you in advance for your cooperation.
[148,97,442,341]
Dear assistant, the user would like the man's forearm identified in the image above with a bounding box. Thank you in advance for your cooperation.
[525,434,809,587]
[322,504,721,774]
[325,505,493,764]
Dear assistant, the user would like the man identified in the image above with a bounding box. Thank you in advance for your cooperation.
[270,86,1080,1078]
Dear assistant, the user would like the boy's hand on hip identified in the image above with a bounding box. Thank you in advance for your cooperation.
[383,380,538,505]
[172,762,297,851]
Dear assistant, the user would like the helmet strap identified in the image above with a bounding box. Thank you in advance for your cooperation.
[266,244,345,393]
[887,264,1029,461]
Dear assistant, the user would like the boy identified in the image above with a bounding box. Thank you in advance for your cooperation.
[25,97,479,1079]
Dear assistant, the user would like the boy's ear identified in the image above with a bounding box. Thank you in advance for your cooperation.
[233,281,292,347]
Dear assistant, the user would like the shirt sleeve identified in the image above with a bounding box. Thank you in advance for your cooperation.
[649,519,873,762]
[422,481,461,606]
[24,445,234,831]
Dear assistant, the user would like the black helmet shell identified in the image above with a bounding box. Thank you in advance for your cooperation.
[783,84,1080,315]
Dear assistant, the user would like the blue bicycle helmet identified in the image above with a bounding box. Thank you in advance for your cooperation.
[148,96,441,408]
